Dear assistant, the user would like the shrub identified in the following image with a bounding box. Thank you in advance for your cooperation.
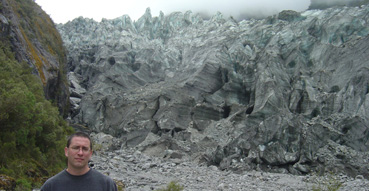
[15,179,32,191]
[155,181,184,191]
[114,179,125,191]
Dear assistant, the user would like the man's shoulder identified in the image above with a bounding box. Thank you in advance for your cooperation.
[90,168,113,179]
[89,168,117,190]
[41,170,67,191]
[45,170,67,182]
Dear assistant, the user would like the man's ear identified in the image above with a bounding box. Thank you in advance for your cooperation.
[64,147,69,157]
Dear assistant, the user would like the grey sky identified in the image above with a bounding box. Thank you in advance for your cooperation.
[36,0,312,24]
[153,0,311,20]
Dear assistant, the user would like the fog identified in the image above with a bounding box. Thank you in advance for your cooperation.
[148,0,310,21]
[35,0,368,24]
[309,0,369,9]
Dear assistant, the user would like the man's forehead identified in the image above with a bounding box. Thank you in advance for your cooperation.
[70,136,90,145]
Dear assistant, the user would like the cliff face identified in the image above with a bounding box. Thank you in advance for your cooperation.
[59,5,369,177]
[0,0,69,116]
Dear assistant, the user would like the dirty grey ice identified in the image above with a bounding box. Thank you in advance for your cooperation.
[56,2,369,190]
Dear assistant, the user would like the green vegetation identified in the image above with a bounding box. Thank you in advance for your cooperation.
[0,36,73,190]
[155,181,184,191]
[93,143,104,152]
[114,179,125,191]
[0,0,74,190]
[311,173,343,191]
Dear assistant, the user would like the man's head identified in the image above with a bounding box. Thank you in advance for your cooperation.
[64,132,93,175]
[67,132,93,151]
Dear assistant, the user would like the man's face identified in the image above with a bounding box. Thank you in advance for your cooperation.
[65,136,93,171]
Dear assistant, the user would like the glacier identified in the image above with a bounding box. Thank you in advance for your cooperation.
[58,5,369,177]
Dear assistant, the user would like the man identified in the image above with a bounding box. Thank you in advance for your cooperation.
[41,132,117,191]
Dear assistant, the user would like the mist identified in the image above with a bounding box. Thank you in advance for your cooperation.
[147,0,369,21]
[148,0,311,21]
[309,0,369,9]
[36,0,369,24]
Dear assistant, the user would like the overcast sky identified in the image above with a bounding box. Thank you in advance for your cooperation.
[35,0,311,24]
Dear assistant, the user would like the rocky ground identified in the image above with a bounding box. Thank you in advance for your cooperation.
[89,149,369,191]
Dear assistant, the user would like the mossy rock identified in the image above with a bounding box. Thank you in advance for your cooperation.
[0,174,16,191]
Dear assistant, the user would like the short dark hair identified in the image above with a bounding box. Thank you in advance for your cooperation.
[67,132,93,150]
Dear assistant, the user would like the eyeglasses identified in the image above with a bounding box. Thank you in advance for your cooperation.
[69,146,91,153]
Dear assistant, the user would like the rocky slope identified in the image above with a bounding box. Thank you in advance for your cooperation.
[58,4,369,178]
